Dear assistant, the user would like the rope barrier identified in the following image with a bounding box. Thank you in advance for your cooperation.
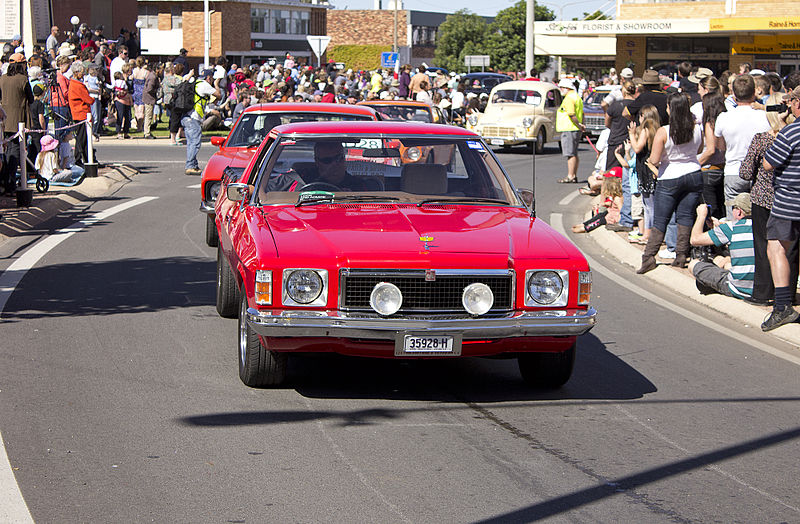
[0,131,21,146]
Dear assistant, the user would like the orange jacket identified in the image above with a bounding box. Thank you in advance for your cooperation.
[68,79,94,121]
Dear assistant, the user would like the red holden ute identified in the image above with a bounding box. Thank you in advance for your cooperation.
[214,121,596,388]
[199,103,377,247]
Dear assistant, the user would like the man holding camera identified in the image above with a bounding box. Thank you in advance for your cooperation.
[762,86,800,331]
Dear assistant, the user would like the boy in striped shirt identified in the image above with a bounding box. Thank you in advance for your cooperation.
[689,194,755,300]
[762,86,800,331]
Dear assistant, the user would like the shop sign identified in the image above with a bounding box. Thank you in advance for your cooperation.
[732,43,779,54]
[731,35,800,55]
[711,17,800,32]
[535,19,709,35]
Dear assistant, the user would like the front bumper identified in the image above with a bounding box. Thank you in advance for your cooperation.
[199,200,215,214]
[247,307,596,340]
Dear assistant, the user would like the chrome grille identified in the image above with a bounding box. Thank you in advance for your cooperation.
[340,269,514,312]
[481,126,516,139]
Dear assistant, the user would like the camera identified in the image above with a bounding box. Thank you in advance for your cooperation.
[766,103,788,112]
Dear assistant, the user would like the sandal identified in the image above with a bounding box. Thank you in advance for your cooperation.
[558,176,579,183]
[578,187,598,195]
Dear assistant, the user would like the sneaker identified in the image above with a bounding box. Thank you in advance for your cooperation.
[761,307,799,332]
[185,168,202,176]
[658,248,676,260]
[606,223,633,232]
[628,232,643,243]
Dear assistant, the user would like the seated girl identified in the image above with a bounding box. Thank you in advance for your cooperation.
[572,169,623,233]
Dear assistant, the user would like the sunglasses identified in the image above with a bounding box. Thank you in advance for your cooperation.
[317,152,344,165]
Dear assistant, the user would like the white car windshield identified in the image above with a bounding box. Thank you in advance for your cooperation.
[226,112,374,148]
[254,136,522,206]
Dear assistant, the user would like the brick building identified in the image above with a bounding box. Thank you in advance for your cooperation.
[52,1,139,41]
[137,0,330,67]
[328,8,493,69]
[535,0,800,78]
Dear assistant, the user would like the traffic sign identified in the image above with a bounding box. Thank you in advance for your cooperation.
[306,35,331,66]
[381,52,399,68]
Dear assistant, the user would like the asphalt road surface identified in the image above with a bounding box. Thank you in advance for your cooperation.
[0,138,798,523]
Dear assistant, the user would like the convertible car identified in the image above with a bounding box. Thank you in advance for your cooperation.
[199,103,377,247]
[357,100,449,125]
[214,121,596,388]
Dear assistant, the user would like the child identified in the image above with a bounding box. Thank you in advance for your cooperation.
[35,135,79,183]
[58,131,85,179]
[572,170,623,233]
[613,141,646,243]
[579,128,610,196]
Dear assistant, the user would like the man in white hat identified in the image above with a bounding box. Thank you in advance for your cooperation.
[556,77,584,183]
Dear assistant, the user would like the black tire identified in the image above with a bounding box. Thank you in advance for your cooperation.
[206,213,219,247]
[238,295,287,387]
[216,245,240,318]
[517,342,576,389]
[35,177,49,193]
[535,128,546,155]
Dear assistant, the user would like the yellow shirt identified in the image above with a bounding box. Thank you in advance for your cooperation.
[556,90,583,132]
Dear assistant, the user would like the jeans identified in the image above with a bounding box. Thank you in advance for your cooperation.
[702,169,724,219]
[665,213,677,251]
[51,106,72,140]
[181,115,202,170]
[91,98,101,136]
[724,173,751,221]
[620,165,634,227]
[652,170,704,232]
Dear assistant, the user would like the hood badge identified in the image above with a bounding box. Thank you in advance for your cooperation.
[425,269,436,281]
[420,235,437,251]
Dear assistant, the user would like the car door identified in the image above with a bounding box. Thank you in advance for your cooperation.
[544,88,561,141]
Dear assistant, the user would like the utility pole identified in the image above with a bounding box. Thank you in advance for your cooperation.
[204,0,210,70]
[393,0,398,53]
[525,0,534,76]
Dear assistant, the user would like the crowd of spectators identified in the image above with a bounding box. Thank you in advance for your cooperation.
[574,60,800,331]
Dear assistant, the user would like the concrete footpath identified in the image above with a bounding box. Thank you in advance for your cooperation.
[587,214,800,347]
[0,164,139,247]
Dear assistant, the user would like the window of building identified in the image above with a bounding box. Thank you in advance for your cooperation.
[252,7,309,34]
[412,26,437,46]
[137,5,158,29]
[171,6,182,29]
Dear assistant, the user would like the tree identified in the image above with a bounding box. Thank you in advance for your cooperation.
[483,1,555,74]
[579,10,611,20]
[434,10,488,73]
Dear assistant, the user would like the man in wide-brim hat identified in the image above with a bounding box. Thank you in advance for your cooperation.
[623,68,668,124]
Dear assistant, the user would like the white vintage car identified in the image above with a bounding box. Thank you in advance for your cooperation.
[471,80,563,154]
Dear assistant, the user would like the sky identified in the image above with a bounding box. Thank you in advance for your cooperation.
[332,0,615,20]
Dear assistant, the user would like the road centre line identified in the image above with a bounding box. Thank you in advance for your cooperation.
[0,196,158,521]
[186,184,201,189]
[558,188,581,207]
[550,212,800,368]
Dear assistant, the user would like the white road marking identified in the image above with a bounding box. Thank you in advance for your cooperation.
[186,184,201,189]
[0,196,158,522]
[558,189,581,207]
[551,212,800,367]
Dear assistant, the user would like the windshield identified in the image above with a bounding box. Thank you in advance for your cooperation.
[491,89,542,106]
[226,112,374,148]
[368,105,432,122]
[254,136,521,206]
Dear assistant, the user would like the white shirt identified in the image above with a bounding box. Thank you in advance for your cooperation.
[110,56,126,80]
[415,90,432,105]
[450,91,465,109]
[713,105,770,178]
[690,101,703,124]
[659,124,703,181]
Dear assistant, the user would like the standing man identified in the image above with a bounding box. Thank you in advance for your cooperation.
[173,48,189,70]
[181,69,220,176]
[555,78,584,183]
[408,65,428,98]
[0,53,33,194]
[46,26,59,61]
[110,45,128,80]
[623,69,668,125]
[714,74,770,220]
[142,63,160,139]
[762,86,800,331]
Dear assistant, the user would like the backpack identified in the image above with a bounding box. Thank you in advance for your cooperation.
[172,80,196,113]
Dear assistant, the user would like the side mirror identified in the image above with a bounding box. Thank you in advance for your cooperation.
[210,136,225,147]
[519,189,535,214]
[226,182,250,202]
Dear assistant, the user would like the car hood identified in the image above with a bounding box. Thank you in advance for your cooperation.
[257,204,575,265]
[215,147,259,168]
[480,104,539,123]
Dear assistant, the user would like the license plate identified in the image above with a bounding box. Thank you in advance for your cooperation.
[490,139,505,146]
[395,335,461,356]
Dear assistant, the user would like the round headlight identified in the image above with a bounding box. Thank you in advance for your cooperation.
[468,115,478,126]
[527,271,563,305]
[208,181,221,201]
[405,147,422,162]
[285,270,323,304]
[462,283,494,316]
[522,117,533,128]
[370,282,403,316]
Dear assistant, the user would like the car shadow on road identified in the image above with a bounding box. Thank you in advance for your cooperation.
[287,333,655,403]
[1,256,215,320]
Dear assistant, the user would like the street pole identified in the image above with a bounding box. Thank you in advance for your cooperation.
[525,0,534,76]
[393,0,398,54]
[204,0,210,70]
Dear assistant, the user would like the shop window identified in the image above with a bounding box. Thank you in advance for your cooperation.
[137,5,158,29]
[171,6,182,29]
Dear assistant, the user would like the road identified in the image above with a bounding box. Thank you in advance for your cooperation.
[0,139,798,523]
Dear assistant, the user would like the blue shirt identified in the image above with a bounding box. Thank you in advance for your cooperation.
[765,120,800,220]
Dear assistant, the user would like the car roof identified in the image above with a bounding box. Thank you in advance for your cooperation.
[462,72,512,79]
[270,120,480,137]
[491,80,558,92]
[357,100,432,108]
[242,102,376,116]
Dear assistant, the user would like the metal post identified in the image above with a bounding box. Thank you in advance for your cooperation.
[393,0,398,53]
[525,0,534,76]
[86,117,94,164]
[204,0,210,70]
[18,123,26,189]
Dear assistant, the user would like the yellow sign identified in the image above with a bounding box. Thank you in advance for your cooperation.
[732,43,779,54]
[711,17,800,32]
[730,35,800,55]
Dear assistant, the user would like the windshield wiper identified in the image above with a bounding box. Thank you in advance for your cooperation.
[295,192,400,207]
[417,197,510,208]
